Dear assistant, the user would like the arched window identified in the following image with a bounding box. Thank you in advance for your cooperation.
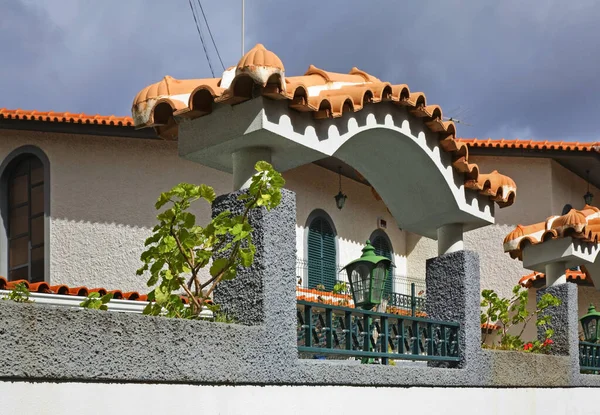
[371,233,393,296]
[307,214,337,291]
[3,153,47,282]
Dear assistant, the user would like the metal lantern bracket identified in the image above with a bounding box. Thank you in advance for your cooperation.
[341,240,393,310]
[334,166,347,210]
[580,303,600,343]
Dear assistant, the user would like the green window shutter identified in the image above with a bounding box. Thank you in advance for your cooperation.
[372,235,393,296]
[307,217,337,291]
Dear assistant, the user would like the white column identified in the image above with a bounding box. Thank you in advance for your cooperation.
[545,262,567,287]
[232,147,272,191]
[437,223,464,256]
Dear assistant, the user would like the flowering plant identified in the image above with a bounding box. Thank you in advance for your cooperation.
[523,338,554,354]
[481,284,561,352]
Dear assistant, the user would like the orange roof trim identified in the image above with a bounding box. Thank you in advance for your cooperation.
[132,44,517,208]
[504,205,600,259]
[457,138,600,153]
[0,108,134,126]
[481,322,501,331]
[0,277,203,305]
[519,269,591,289]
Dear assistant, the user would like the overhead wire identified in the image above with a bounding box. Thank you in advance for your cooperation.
[187,0,216,77]
[196,0,226,71]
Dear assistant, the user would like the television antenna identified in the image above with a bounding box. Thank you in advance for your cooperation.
[444,105,473,127]
[241,0,245,55]
[443,116,472,126]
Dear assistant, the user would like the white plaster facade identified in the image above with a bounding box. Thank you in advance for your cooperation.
[0,127,598,334]
[0,129,407,293]
[406,154,600,340]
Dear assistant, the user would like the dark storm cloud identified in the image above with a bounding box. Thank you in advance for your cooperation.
[1,0,599,141]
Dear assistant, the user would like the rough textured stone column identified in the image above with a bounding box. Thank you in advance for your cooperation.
[536,283,579,381]
[536,283,578,356]
[426,250,481,369]
[212,189,297,330]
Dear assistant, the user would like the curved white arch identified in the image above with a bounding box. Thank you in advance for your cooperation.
[178,97,495,238]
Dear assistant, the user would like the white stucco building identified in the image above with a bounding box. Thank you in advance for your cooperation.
[0,44,598,336]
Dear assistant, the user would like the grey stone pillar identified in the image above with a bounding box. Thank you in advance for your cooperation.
[536,283,579,356]
[536,283,580,383]
[212,189,297,329]
[426,250,481,369]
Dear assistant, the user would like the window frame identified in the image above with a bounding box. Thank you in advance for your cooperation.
[0,146,50,282]
[369,229,395,295]
[303,209,338,291]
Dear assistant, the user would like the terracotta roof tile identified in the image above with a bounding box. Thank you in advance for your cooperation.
[457,138,600,153]
[0,108,133,126]
[132,43,517,208]
[504,205,600,259]
[1,277,177,304]
[518,269,591,288]
[481,322,501,331]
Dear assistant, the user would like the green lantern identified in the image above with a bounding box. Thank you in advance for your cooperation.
[342,240,393,310]
[581,304,600,343]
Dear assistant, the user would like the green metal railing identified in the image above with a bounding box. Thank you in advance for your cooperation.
[580,341,600,372]
[296,257,427,314]
[297,301,460,365]
[386,283,426,315]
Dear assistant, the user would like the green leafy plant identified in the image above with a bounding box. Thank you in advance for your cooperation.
[206,304,237,323]
[481,284,561,352]
[137,161,285,319]
[333,281,348,295]
[3,282,32,303]
[80,292,114,311]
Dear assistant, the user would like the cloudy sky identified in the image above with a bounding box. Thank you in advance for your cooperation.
[2,0,599,141]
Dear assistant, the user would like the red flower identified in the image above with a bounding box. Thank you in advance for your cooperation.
[523,342,533,351]
[543,339,554,347]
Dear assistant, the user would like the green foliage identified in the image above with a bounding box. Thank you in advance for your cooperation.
[3,282,32,303]
[137,161,285,319]
[207,304,237,324]
[80,292,114,311]
[333,281,348,295]
[481,285,561,352]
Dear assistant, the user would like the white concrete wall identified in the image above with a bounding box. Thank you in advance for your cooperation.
[407,155,600,341]
[2,381,598,415]
[0,130,231,292]
[408,156,600,295]
[285,163,407,288]
[0,130,408,293]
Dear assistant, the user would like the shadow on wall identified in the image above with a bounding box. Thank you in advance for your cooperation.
[283,163,408,260]
[28,133,233,229]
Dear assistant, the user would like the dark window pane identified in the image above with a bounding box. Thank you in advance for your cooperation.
[31,247,44,282]
[12,159,29,176]
[9,205,28,237]
[30,158,43,184]
[31,216,44,245]
[31,245,43,261]
[9,266,28,282]
[9,175,28,206]
[9,237,28,267]
[31,185,44,215]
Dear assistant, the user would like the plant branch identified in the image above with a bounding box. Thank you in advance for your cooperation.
[170,223,195,273]
[179,279,202,313]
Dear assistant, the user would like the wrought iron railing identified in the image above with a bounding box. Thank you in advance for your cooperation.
[297,301,460,365]
[580,341,600,372]
[296,257,426,314]
[387,290,426,314]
